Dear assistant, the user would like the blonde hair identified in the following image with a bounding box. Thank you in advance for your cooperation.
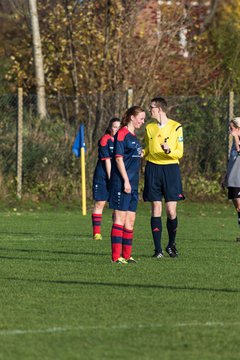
[231,117,240,128]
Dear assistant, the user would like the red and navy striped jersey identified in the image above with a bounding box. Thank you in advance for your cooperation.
[111,127,142,191]
[98,134,114,160]
[93,134,114,185]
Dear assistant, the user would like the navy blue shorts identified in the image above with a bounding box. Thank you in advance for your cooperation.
[109,189,138,212]
[228,187,240,199]
[92,161,110,201]
[143,162,185,202]
[92,182,109,201]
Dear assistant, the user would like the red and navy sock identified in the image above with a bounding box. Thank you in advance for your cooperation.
[111,223,123,261]
[122,227,133,260]
[167,217,178,247]
[151,217,162,253]
[92,213,102,236]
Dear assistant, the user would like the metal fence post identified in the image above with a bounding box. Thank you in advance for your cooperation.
[17,87,23,199]
[126,88,133,108]
[228,91,234,159]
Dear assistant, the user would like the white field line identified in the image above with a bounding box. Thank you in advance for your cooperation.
[1,321,240,336]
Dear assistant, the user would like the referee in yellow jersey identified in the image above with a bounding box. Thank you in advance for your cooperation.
[143,97,185,258]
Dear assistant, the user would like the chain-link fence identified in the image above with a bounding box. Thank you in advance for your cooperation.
[0,91,236,203]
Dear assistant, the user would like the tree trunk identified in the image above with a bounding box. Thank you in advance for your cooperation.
[28,0,47,119]
[65,0,79,123]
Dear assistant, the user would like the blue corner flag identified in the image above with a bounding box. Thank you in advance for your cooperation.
[72,124,86,157]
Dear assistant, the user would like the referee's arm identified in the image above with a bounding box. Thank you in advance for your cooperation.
[168,127,184,160]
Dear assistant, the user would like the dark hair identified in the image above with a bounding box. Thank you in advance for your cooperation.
[151,96,168,113]
[121,106,145,127]
[105,117,120,135]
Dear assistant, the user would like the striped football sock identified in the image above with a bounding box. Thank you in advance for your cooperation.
[122,227,133,260]
[111,223,123,261]
[92,213,102,236]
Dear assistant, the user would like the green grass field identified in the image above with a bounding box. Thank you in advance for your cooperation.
[0,201,240,360]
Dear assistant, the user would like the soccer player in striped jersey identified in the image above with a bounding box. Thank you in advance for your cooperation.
[143,97,185,258]
[109,106,145,264]
[92,117,120,240]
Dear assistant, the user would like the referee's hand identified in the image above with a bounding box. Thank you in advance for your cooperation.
[161,143,171,154]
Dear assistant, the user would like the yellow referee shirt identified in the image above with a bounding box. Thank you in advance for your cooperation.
[144,119,183,165]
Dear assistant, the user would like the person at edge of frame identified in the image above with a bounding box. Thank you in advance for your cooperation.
[143,96,185,259]
[92,117,121,240]
[222,117,240,242]
[109,106,145,264]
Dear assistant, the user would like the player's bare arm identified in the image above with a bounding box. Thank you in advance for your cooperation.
[115,157,131,193]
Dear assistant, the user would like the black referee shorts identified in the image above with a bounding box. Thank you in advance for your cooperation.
[143,161,185,202]
[228,187,240,199]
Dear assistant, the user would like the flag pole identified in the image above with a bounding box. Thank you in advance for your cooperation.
[80,124,87,216]
[81,145,87,216]
[72,124,87,215]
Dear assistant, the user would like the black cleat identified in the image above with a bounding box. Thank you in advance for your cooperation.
[171,244,178,256]
[166,246,178,258]
[152,251,164,259]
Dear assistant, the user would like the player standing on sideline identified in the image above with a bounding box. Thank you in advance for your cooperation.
[222,117,240,241]
[143,96,184,258]
[92,117,120,240]
[109,106,145,264]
